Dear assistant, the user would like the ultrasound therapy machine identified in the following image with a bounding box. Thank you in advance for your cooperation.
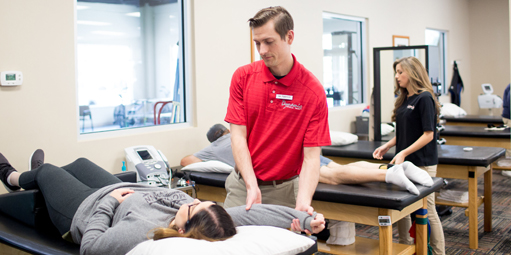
[124,145,171,187]
[478,83,503,115]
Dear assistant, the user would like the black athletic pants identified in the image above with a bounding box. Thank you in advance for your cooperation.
[19,158,121,235]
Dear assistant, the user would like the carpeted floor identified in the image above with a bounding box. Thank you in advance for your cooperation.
[317,170,511,255]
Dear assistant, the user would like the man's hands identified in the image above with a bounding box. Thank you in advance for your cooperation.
[109,188,134,204]
[245,187,262,210]
[295,203,314,216]
[290,213,325,234]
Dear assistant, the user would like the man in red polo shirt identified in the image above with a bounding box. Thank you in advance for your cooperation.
[224,6,331,214]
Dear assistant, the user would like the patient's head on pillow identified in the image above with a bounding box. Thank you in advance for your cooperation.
[153,202,236,241]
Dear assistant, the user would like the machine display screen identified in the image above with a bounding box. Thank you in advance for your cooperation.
[6,74,15,81]
[484,85,491,91]
[137,150,152,160]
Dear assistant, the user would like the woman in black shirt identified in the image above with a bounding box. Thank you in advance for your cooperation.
[372,57,444,255]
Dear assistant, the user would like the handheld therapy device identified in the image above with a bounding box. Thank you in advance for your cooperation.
[124,145,171,186]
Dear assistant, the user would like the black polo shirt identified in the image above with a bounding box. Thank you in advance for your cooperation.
[395,91,438,166]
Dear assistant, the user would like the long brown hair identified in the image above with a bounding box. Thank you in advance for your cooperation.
[151,204,236,241]
[391,56,441,122]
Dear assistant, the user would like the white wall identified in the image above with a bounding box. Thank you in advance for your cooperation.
[468,0,509,115]
[0,0,506,194]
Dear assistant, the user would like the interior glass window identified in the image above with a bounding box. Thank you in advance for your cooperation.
[426,29,447,95]
[76,0,186,134]
[322,13,366,107]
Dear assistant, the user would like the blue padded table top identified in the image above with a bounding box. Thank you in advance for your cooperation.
[440,125,510,138]
[322,141,505,166]
[441,114,504,124]
[186,171,443,211]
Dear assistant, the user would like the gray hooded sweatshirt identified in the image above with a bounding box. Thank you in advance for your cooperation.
[70,183,316,255]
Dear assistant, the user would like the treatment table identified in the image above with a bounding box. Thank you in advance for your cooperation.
[439,125,510,149]
[0,172,137,255]
[441,114,504,127]
[439,125,510,170]
[322,141,506,250]
[184,170,443,255]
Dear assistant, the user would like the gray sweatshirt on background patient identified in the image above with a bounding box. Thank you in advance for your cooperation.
[193,133,236,166]
[70,182,315,255]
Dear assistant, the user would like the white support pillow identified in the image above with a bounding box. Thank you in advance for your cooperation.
[381,123,395,136]
[126,226,315,255]
[441,103,467,117]
[181,160,234,173]
[330,131,358,146]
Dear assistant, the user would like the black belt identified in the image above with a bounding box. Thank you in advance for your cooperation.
[235,169,298,186]
[257,175,298,186]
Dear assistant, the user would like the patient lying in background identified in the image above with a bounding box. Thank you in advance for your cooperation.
[181,124,434,195]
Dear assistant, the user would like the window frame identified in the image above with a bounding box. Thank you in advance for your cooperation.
[75,0,192,139]
[322,12,367,108]
[425,28,448,95]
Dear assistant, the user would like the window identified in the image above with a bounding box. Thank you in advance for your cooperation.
[425,29,447,95]
[76,0,186,134]
[322,13,366,107]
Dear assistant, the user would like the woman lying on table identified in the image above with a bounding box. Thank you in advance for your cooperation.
[0,150,325,255]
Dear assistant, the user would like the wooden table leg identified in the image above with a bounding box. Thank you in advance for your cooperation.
[484,167,493,232]
[415,198,428,255]
[378,209,392,255]
[468,169,478,249]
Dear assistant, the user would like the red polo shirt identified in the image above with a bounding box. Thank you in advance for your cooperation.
[225,54,331,181]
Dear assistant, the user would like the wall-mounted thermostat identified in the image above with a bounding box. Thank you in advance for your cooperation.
[0,71,23,86]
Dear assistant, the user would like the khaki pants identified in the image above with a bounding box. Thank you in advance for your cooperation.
[397,165,445,255]
[223,171,299,209]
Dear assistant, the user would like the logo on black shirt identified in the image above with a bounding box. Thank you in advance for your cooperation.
[407,105,415,110]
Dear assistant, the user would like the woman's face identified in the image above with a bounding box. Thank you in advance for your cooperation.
[174,199,216,232]
[395,63,410,88]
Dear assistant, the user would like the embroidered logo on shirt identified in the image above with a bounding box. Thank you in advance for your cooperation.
[407,105,415,110]
[282,101,302,110]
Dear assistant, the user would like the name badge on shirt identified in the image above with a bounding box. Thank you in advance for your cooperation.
[276,94,293,100]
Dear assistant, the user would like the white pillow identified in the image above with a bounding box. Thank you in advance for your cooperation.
[381,123,395,136]
[441,103,467,117]
[181,160,234,173]
[126,226,315,255]
[330,131,358,146]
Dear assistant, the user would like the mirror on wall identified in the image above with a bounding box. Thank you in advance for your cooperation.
[372,46,429,141]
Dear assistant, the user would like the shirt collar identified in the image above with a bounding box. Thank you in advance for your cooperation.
[261,54,299,87]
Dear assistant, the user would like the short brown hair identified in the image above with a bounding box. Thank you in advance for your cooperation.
[248,6,293,40]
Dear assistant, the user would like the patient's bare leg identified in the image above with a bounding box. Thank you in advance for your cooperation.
[8,172,20,187]
[318,161,385,185]
[319,161,419,195]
